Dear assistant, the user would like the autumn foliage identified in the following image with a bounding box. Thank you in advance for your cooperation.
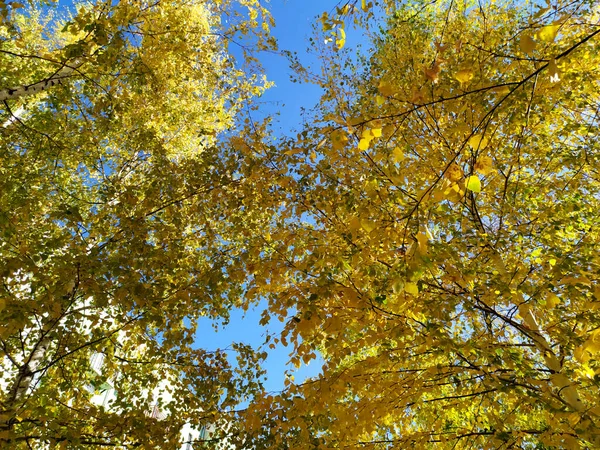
[0,0,275,447]
[2,0,600,448]
[239,0,600,448]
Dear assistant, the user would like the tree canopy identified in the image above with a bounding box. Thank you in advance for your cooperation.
[0,0,278,447]
[239,0,600,448]
[2,0,600,448]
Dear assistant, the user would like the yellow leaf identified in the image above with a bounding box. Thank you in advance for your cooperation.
[491,253,507,275]
[546,292,560,309]
[468,134,489,150]
[378,81,395,96]
[519,33,537,54]
[454,68,473,84]
[361,0,369,12]
[405,282,419,295]
[371,128,382,138]
[349,216,361,232]
[561,385,585,411]
[474,156,493,175]
[336,28,346,50]
[416,233,428,254]
[538,23,560,43]
[446,163,463,182]
[392,278,404,294]
[358,138,370,151]
[392,146,405,163]
[492,85,511,95]
[284,148,304,156]
[574,345,590,363]
[360,219,376,232]
[432,188,445,202]
[375,95,385,105]
[562,435,580,449]
[551,373,570,389]
[465,175,481,193]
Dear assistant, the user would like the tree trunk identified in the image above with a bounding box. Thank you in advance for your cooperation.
[0,59,83,102]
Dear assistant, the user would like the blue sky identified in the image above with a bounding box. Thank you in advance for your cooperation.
[249,0,329,131]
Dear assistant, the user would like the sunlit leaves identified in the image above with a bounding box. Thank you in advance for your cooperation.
[241,0,600,448]
[465,175,482,193]
[454,68,474,85]
[404,282,419,295]
[0,0,277,447]
[538,23,560,43]
[357,127,381,150]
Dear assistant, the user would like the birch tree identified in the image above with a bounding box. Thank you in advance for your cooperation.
[0,0,278,447]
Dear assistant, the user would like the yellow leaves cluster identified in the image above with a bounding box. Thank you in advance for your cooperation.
[574,329,600,364]
[320,12,347,50]
[239,1,600,449]
[330,128,348,150]
[358,127,382,150]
